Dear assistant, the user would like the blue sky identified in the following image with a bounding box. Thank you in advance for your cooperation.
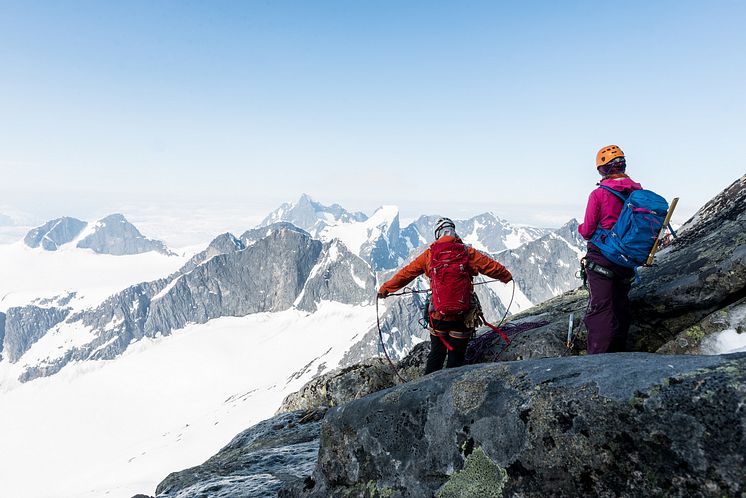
[1,0,744,234]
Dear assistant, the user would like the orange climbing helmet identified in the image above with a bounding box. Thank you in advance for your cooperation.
[596,145,625,168]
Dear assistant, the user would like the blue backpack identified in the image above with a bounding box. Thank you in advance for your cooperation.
[590,186,669,269]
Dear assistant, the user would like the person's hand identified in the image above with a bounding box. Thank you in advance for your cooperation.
[377,289,389,299]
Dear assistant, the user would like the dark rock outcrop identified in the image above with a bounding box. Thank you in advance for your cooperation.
[277,358,399,414]
[657,296,746,355]
[155,409,326,498]
[629,174,746,351]
[292,353,746,498]
[24,216,87,250]
[147,174,746,498]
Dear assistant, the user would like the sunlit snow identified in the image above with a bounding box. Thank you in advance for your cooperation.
[0,302,376,498]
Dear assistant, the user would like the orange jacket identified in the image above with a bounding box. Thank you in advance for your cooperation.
[378,236,513,295]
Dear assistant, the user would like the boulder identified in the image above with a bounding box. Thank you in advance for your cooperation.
[155,409,326,498]
[277,358,398,414]
[657,296,746,355]
[629,174,746,351]
[293,352,746,498]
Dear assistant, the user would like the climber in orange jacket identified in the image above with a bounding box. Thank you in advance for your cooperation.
[378,217,513,374]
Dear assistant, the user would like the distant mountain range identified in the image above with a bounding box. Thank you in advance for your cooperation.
[261,194,553,271]
[1,195,585,384]
[23,213,174,255]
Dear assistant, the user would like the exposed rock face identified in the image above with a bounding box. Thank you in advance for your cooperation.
[295,240,376,312]
[3,305,70,363]
[358,209,411,271]
[278,358,398,413]
[629,174,746,351]
[145,228,322,332]
[497,219,585,304]
[175,232,246,276]
[23,217,87,250]
[292,353,746,498]
[76,214,173,255]
[155,409,326,498]
[339,287,430,367]
[12,227,376,381]
[240,222,310,246]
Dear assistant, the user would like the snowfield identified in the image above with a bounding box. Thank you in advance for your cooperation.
[0,302,376,498]
[0,241,192,312]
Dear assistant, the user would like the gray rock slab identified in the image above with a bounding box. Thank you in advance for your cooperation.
[298,352,746,498]
[154,409,326,498]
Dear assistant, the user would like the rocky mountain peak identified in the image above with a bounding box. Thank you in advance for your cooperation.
[260,194,368,236]
[23,216,87,251]
[76,214,173,256]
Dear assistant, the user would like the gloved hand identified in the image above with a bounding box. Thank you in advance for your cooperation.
[377,289,389,299]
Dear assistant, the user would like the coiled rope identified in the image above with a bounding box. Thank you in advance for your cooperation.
[375,279,516,383]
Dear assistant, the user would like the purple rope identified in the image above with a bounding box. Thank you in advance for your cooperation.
[465,320,550,364]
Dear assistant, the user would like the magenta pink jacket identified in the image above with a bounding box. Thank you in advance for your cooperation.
[578,176,643,240]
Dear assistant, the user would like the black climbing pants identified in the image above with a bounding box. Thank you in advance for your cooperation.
[424,334,470,374]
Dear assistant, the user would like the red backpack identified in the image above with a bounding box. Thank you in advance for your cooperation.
[429,241,473,315]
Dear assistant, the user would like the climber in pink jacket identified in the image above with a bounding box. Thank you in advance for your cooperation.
[578,145,642,354]
[578,176,643,239]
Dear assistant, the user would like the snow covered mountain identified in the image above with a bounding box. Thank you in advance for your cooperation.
[496,219,586,304]
[0,225,377,382]
[259,193,368,237]
[401,212,549,253]
[23,213,174,255]
[2,197,586,386]
[24,216,88,250]
[263,195,552,271]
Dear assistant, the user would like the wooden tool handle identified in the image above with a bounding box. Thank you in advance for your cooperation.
[646,197,679,266]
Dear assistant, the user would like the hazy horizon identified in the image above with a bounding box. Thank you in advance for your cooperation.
[2,1,744,244]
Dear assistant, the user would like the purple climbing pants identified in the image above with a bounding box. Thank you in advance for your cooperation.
[584,249,634,354]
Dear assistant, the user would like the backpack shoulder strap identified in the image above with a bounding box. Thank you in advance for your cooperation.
[598,185,629,203]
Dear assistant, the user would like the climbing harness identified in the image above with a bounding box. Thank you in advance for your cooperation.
[375,279,516,382]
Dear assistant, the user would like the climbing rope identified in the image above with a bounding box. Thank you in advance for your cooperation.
[374,279,516,383]
[375,296,407,384]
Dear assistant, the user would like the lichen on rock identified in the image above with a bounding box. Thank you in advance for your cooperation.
[435,447,507,498]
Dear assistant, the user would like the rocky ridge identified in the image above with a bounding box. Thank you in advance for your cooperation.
[6,226,377,382]
[146,174,746,498]
[3,214,582,382]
